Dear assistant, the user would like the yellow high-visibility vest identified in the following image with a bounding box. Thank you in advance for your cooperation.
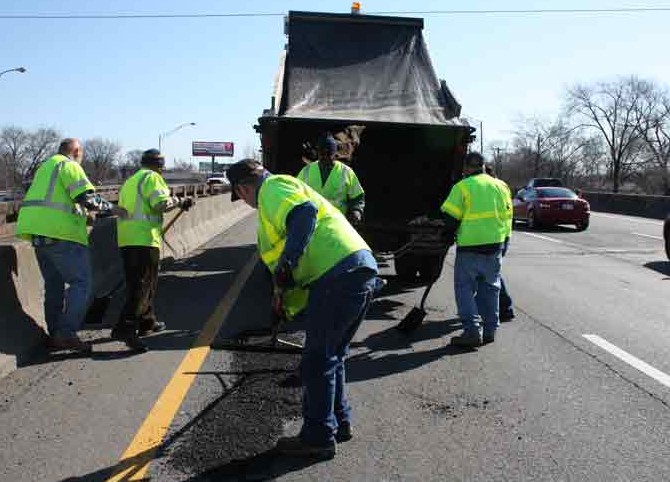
[16,154,95,245]
[257,174,370,318]
[440,173,512,247]
[297,161,364,213]
[117,169,171,248]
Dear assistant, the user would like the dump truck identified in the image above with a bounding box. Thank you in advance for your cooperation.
[255,10,475,281]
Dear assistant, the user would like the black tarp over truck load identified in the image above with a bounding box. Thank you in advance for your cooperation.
[255,10,474,281]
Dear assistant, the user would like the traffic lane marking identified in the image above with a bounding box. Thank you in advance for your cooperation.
[633,232,663,241]
[106,253,258,482]
[583,334,670,389]
[519,232,567,245]
[590,212,663,226]
[519,231,663,254]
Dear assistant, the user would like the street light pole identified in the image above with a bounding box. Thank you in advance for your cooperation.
[158,122,196,153]
[0,67,27,79]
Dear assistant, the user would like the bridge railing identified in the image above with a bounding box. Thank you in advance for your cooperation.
[0,182,229,236]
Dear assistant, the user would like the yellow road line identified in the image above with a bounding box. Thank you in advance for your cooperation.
[106,253,258,482]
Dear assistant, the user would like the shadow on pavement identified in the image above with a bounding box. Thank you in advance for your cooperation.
[644,261,670,278]
[346,318,464,382]
[20,244,258,368]
[183,449,324,481]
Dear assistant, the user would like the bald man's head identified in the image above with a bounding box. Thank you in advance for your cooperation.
[58,138,83,163]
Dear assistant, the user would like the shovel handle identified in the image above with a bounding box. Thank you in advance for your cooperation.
[161,208,185,237]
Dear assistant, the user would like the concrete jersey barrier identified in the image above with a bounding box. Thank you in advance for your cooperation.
[0,189,253,379]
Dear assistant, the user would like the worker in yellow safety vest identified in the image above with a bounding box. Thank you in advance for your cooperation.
[16,138,117,354]
[440,152,513,348]
[297,133,365,225]
[110,149,194,352]
[228,158,377,459]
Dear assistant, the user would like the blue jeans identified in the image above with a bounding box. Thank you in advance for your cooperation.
[453,249,502,337]
[35,241,92,338]
[300,269,376,446]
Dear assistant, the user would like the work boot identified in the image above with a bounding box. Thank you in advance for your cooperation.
[138,321,166,337]
[483,332,496,345]
[275,436,336,459]
[47,336,93,355]
[450,332,483,348]
[111,327,148,353]
[335,422,353,443]
[500,310,515,322]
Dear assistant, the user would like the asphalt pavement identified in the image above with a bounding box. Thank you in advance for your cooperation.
[1,211,669,481]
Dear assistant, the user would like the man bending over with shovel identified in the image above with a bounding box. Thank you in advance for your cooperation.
[228,159,377,459]
[112,149,194,352]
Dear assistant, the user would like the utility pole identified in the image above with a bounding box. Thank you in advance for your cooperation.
[480,121,484,153]
[491,146,504,177]
[535,134,542,177]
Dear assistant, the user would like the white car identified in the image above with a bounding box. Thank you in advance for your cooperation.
[206,176,230,187]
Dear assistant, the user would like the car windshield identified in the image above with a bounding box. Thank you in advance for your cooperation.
[537,188,577,199]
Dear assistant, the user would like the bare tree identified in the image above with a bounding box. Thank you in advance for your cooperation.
[0,126,29,189]
[512,117,555,177]
[83,138,121,184]
[566,76,650,192]
[173,159,196,172]
[632,82,670,194]
[117,149,144,179]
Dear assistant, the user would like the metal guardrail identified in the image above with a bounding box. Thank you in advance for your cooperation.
[0,182,230,231]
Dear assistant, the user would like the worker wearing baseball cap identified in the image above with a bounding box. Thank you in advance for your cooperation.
[229,158,378,459]
[297,133,365,225]
[111,148,194,352]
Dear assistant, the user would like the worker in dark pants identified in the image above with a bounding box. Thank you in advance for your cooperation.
[229,158,377,459]
[111,149,193,351]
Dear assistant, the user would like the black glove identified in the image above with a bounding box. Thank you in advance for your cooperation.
[274,259,294,289]
[347,209,363,225]
[180,197,195,211]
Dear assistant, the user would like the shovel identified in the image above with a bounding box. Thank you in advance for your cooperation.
[395,246,449,334]
[395,281,436,333]
[210,285,304,354]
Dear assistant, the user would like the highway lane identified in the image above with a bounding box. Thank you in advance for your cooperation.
[503,212,670,402]
[0,211,668,481]
[151,211,670,480]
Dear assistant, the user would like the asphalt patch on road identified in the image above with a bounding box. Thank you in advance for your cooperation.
[162,349,302,480]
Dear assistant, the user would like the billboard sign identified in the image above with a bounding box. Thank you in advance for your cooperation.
[192,141,234,157]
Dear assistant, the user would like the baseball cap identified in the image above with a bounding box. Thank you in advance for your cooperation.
[141,148,165,167]
[317,133,338,156]
[227,158,264,201]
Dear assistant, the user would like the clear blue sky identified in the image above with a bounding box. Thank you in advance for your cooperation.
[1,0,669,166]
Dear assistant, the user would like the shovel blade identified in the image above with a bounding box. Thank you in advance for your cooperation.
[395,307,427,334]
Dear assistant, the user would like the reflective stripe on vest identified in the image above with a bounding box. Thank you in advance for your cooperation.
[20,161,85,217]
[301,162,348,212]
[257,175,370,287]
[441,175,512,247]
[129,171,162,223]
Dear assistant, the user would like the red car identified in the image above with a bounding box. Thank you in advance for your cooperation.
[513,187,590,231]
